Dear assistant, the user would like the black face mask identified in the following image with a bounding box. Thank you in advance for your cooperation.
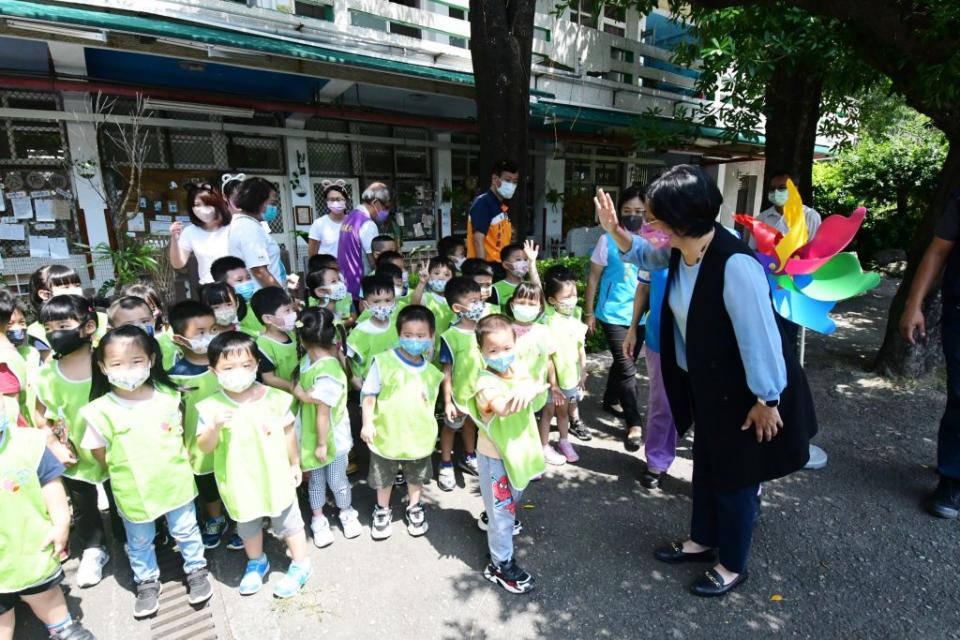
[48,328,89,358]
[622,215,644,232]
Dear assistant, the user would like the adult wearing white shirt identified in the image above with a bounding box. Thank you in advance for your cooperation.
[228,177,286,289]
[749,169,822,248]
[168,182,231,284]
[307,180,349,258]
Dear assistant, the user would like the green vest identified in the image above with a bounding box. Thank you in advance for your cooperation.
[156,332,181,371]
[170,367,220,475]
[546,313,586,389]
[370,350,443,460]
[440,326,485,411]
[34,361,107,484]
[493,280,519,307]
[298,356,345,471]
[0,427,61,592]
[239,309,264,337]
[483,302,500,317]
[256,334,299,382]
[473,368,546,490]
[79,387,196,523]
[199,386,296,522]
[422,291,454,344]
[515,323,552,411]
[4,347,35,428]
[346,322,398,379]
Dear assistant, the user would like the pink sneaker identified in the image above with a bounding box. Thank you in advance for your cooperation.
[542,444,566,466]
[556,439,579,463]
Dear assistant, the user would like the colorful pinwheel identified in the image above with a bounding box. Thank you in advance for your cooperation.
[736,180,880,335]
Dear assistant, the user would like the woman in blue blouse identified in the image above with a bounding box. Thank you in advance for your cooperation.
[596,165,817,597]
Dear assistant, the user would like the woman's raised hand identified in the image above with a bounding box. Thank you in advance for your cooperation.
[594,188,619,233]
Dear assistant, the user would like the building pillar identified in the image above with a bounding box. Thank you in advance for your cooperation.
[533,142,565,253]
[434,132,453,239]
[284,117,313,272]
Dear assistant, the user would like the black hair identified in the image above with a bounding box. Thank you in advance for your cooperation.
[249,286,292,322]
[491,159,519,176]
[543,265,577,301]
[768,168,796,184]
[461,258,494,278]
[396,304,435,335]
[375,250,404,267]
[210,256,248,284]
[506,283,545,318]
[645,164,723,238]
[106,296,152,327]
[208,330,261,369]
[618,185,645,208]
[30,265,82,311]
[476,314,515,347]
[40,294,98,327]
[499,243,525,263]
[0,289,15,325]
[428,255,456,275]
[297,306,337,348]
[120,282,165,325]
[185,183,231,228]
[375,263,403,281]
[222,174,244,200]
[307,253,338,273]
[444,276,481,307]
[437,235,465,260]
[361,275,395,299]
[305,267,341,303]
[234,177,275,215]
[90,325,178,401]
[200,282,247,322]
[372,235,396,253]
[168,300,216,336]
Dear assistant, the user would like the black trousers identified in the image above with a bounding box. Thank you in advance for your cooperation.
[64,477,125,551]
[690,475,760,574]
[599,321,645,427]
[195,473,221,504]
[939,317,960,480]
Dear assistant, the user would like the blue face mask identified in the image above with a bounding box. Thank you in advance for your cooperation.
[398,337,432,357]
[263,204,280,222]
[138,323,156,337]
[5,328,26,345]
[484,352,515,373]
[234,280,257,301]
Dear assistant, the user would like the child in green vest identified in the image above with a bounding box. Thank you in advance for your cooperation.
[28,265,109,362]
[210,256,263,336]
[166,300,239,551]
[353,262,412,325]
[0,418,96,640]
[201,281,243,333]
[472,314,547,595]
[34,295,113,589]
[196,332,311,599]
[361,305,444,539]
[80,325,212,618]
[436,277,485,490]
[541,266,588,465]
[345,275,400,387]
[305,266,355,330]
[107,296,181,371]
[411,256,456,344]
[492,240,542,307]
[438,235,467,273]
[461,259,501,316]
[296,307,361,546]
[250,287,300,392]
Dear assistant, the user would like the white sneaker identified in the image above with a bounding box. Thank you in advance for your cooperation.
[543,444,567,466]
[339,508,362,539]
[310,516,334,548]
[76,547,110,588]
[437,465,456,492]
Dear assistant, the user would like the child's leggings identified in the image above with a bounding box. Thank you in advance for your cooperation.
[307,453,352,512]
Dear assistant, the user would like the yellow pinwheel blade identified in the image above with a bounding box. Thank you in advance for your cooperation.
[774,179,809,268]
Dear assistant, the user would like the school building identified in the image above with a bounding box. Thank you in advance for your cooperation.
[0,0,786,293]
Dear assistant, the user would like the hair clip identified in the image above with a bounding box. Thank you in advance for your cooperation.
[294,320,304,328]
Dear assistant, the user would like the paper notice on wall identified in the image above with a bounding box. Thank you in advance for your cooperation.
[150,220,171,235]
[128,212,145,232]
[52,199,72,220]
[30,190,52,199]
[48,237,69,259]
[413,222,424,237]
[34,199,55,222]
[11,197,33,220]
[33,223,55,231]
[154,214,172,222]
[0,224,25,241]
[29,235,50,257]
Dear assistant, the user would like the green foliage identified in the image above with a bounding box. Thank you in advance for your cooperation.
[78,242,161,294]
[536,256,609,353]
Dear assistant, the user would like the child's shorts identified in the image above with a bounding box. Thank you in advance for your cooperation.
[444,405,471,430]
[0,568,63,615]
[546,387,583,406]
[368,452,432,489]
[236,500,304,541]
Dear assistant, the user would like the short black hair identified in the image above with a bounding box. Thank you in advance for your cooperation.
[499,243,525,263]
[444,276,481,307]
[208,330,260,368]
[491,159,519,176]
[461,258,494,278]
[437,236,465,260]
[210,256,248,283]
[396,304,435,335]
[40,294,98,327]
[106,296,152,327]
[376,263,403,282]
[249,286,291,321]
[297,306,337,348]
[428,255,456,274]
[233,176,275,214]
[645,164,722,238]
[375,250,404,267]
[168,300,216,336]
[476,314,515,347]
[543,265,577,300]
[618,184,645,208]
[372,235,396,253]
[307,253,338,273]
[768,168,796,184]
[361,275,394,299]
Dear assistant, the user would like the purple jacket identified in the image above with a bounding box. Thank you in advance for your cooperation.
[338,207,373,299]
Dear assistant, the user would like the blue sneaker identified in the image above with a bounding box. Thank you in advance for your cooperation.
[201,517,227,549]
[238,555,270,595]
[225,533,245,551]
[272,561,311,599]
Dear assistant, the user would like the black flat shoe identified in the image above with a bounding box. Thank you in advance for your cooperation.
[653,541,717,564]
[601,402,624,418]
[624,428,642,452]
[640,470,664,489]
[689,569,748,597]
[568,419,592,442]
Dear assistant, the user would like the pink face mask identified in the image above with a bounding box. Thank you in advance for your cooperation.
[327,201,347,213]
[639,223,671,249]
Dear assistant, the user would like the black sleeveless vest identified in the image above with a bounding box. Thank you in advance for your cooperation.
[659,223,818,491]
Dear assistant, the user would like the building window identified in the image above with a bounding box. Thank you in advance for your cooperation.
[567,0,597,29]
[227,136,284,173]
[602,5,626,35]
[295,0,333,20]
[610,46,634,63]
[389,0,422,39]
[604,71,633,85]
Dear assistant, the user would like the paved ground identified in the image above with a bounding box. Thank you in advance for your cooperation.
[15,276,960,639]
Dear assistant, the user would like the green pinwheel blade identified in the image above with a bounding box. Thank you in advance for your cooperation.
[796,253,881,301]
[772,274,802,293]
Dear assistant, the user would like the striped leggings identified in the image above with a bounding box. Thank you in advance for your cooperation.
[308,453,353,512]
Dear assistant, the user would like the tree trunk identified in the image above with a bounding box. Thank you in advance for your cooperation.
[874,141,960,377]
[469,0,536,240]
[761,58,824,204]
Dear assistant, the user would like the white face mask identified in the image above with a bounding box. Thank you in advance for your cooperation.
[193,205,217,222]
[769,188,789,207]
[107,366,151,392]
[510,260,530,277]
[325,281,348,301]
[271,311,297,332]
[217,368,257,393]
[187,334,215,355]
[327,200,347,213]
[512,304,541,323]
[214,307,238,326]
[556,297,578,315]
[497,180,517,199]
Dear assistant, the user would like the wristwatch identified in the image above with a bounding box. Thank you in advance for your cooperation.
[757,397,780,408]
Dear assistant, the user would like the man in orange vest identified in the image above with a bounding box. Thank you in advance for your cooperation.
[467,159,518,263]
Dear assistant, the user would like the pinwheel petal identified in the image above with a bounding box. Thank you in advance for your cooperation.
[795,252,881,301]
[771,286,837,334]
[736,214,784,258]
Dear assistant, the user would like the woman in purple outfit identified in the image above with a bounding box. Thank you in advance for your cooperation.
[338,182,390,301]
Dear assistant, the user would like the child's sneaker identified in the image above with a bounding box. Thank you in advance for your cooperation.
[201,516,227,549]
[404,502,429,537]
[273,560,311,599]
[76,546,109,588]
[483,559,535,594]
[226,533,245,550]
[186,568,213,605]
[339,508,362,539]
[371,505,393,540]
[556,439,580,463]
[438,464,456,492]
[133,580,162,618]
[49,620,96,640]
[458,453,479,476]
[476,512,522,535]
[568,418,592,441]
[311,515,335,548]
[238,555,270,595]
[394,472,406,486]
[542,444,566,466]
